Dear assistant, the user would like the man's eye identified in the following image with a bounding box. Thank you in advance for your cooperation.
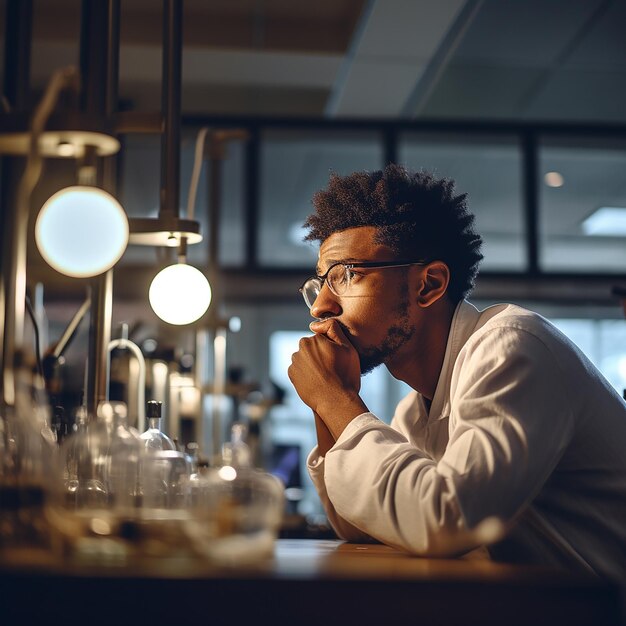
[336,269,350,285]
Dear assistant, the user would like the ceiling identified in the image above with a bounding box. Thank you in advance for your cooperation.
[9,0,626,122]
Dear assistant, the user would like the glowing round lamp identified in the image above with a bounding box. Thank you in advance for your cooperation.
[149,263,212,325]
[35,186,129,277]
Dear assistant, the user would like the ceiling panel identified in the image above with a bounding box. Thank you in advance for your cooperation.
[420,65,544,118]
[563,0,626,70]
[525,69,626,122]
[329,58,427,117]
[356,0,466,60]
[449,0,604,67]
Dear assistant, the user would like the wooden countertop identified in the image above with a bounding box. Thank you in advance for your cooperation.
[0,539,621,626]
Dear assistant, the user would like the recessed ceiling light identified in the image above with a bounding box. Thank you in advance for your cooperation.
[544,171,564,188]
[582,207,626,236]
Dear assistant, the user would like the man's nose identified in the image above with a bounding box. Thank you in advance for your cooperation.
[310,283,341,319]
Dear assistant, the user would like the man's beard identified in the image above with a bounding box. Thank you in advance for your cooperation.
[339,286,415,376]
[357,323,415,374]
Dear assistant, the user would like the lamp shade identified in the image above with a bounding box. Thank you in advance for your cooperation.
[35,186,129,277]
[149,263,212,325]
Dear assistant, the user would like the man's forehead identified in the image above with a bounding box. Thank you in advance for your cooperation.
[319,226,377,255]
[316,226,395,270]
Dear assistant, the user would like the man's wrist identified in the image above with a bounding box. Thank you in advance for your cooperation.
[317,394,368,440]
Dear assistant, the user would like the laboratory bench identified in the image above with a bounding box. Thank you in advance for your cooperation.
[0,539,621,626]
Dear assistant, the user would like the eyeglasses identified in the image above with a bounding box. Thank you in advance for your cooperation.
[299,260,426,309]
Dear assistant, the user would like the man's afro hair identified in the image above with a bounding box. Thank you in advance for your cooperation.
[304,164,483,302]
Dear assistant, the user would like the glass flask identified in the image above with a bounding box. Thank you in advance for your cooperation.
[58,405,110,509]
[186,423,284,565]
[140,400,188,509]
[0,367,57,556]
[140,400,175,451]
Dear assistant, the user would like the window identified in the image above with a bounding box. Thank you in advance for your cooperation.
[259,129,383,267]
[539,136,626,272]
[551,318,626,396]
[399,132,525,271]
[118,130,245,266]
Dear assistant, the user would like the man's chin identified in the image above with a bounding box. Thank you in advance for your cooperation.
[359,354,385,376]
[337,321,387,375]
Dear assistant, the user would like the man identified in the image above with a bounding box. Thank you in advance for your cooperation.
[288,164,626,580]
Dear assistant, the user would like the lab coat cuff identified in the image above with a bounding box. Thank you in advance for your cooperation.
[335,412,381,445]
[306,445,325,472]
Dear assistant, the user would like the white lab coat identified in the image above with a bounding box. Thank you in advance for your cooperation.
[307,300,626,580]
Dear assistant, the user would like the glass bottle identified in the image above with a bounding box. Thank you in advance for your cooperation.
[102,401,144,511]
[186,442,200,475]
[140,401,189,509]
[140,400,175,451]
[221,422,251,468]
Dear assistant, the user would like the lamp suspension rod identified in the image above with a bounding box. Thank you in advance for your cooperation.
[160,0,183,219]
[81,0,120,416]
[2,0,32,111]
[80,0,107,117]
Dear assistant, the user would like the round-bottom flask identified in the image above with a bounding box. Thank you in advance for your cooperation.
[140,401,187,509]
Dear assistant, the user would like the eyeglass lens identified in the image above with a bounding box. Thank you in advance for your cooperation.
[302,279,321,309]
[302,264,351,308]
[327,264,349,295]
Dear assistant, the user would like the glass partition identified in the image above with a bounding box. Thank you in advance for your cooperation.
[118,131,245,266]
[539,136,626,273]
[259,129,383,267]
[398,132,525,271]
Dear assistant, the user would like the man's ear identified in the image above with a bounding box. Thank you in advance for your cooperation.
[415,261,450,307]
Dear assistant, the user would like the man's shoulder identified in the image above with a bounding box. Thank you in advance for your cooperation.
[467,301,564,350]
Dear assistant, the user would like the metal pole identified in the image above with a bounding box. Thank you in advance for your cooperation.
[0,0,33,408]
[2,0,32,112]
[85,271,113,415]
[79,0,108,117]
[160,0,182,219]
[207,137,222,326]
[82,0,120,415]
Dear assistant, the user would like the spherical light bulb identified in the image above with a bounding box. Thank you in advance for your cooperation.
[35,186,129,277]
[149,263,212,325]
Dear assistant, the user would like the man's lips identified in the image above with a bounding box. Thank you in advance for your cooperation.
[335,319,359,348]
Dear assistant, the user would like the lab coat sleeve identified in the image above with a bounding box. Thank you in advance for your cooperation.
[307,436,377,543]
[314,326,575,556]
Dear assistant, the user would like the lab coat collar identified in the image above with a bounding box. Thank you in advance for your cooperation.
[428,299,482,421]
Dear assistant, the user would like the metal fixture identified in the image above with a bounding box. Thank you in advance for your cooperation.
[128,0,202,248]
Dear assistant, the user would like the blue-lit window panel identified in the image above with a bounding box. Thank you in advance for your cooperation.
[539,136,626,273]
[550,317,626,396]
[598,320,626,395]
[118,131,245,266]
[398,133,526,271]
[550,318,600,366]
[259,130,383,267]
